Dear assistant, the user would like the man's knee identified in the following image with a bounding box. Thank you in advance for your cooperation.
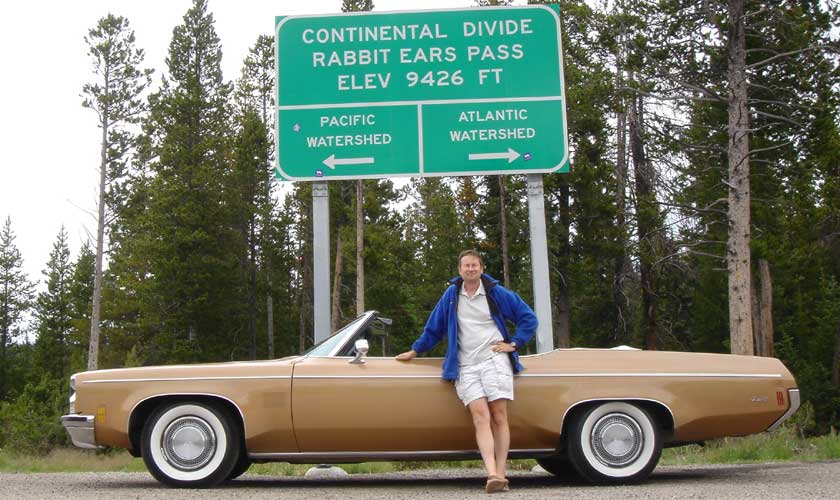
[488,402,509,427]
[469,400,491,426]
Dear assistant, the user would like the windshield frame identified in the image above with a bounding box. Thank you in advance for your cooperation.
[302,311,377,358]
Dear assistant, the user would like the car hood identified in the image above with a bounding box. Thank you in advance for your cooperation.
[72,356,302,384]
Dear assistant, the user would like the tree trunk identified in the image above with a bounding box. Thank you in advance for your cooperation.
[758,259,774,357]
[267,292,274,359]
[356,180,365,315]
[833,319,840,387]
[331,227,344,333]
[248,217,258,360]
[299,250,311,353]
[751,277,762,355]
[298,197,312,353]
[726,0,754,355]
[1,294,8,399]
[629,92,658,350]
[614,94,630,342]
[498,175,510,289]
[554,180,571,348]
[88,98,109,371]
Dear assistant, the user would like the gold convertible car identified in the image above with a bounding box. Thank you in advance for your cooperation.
[62,311,800,488]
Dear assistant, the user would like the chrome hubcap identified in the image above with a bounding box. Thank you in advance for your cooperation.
[590,412,643,467]
[161,416,216,471]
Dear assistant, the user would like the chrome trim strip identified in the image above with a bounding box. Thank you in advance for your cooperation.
[767,389,801,432]
[520,372,783,379]
[296,373,782,380]
[295,375,440,380]
[560,398,676,434]
[61,414,101,450]
[87,376,292,384]
[87,373,781,383]
[249,448,556,462]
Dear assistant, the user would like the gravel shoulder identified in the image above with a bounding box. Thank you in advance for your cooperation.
[1,461,838,500]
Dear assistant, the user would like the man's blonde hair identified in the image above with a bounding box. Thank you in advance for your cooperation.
[458,249,485,268]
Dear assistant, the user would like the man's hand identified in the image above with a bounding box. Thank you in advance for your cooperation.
[491,341,516,353]
[395,350,417,361]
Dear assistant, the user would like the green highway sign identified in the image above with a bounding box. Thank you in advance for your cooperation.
[274,5,568,181]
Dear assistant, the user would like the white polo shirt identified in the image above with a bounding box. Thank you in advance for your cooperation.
[457,281,504,366]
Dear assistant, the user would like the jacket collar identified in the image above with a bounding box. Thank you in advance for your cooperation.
[450,273,499,290]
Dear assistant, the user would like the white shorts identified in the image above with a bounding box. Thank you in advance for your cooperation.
[455,354,514,406]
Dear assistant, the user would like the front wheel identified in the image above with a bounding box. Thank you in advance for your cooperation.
[567,402,662,484]
[536,455,583,482]
[141,402,241,488]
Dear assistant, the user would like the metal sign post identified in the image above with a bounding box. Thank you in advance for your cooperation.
[312,182,331,343]
[527,174,553,352]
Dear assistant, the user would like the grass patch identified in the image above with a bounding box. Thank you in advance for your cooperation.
[0,448,146,473]
[3,427,838,474]
[661,426,840,465]
[247,459,536,476]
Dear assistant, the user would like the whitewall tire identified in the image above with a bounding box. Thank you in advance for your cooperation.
[568,402,662,484]
[141,402,241,488]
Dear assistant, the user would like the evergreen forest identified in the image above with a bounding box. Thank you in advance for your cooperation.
[1,0,839,453]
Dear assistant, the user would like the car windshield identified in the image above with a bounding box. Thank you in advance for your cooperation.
[302,314,370,357]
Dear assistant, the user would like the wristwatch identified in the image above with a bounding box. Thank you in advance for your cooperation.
[509,341,517,351]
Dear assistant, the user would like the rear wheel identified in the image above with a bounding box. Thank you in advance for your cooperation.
[225,449,252,481]
[567,402,662,484]
[141,402,240,488]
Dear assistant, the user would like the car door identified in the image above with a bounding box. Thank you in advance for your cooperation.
[291,354,476,453]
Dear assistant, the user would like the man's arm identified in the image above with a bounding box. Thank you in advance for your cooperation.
[395,287,450,360]
[500,288,538,348]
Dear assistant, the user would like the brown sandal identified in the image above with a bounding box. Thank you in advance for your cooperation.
[485,475,509,493]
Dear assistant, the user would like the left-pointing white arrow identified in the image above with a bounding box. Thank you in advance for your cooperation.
[468,148,521,164]
[322,154,375,170]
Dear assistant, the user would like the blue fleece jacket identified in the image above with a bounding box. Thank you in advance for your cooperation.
[411,273,538,381]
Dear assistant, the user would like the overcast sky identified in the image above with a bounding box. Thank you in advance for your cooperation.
[0,0,531,289]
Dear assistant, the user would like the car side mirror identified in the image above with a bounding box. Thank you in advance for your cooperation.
[349,339,369,364]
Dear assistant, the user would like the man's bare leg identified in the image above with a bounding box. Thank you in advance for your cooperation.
[468,397,498,477]
[488,398,510,479]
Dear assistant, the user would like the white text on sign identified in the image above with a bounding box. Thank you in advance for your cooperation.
[303,19,535,92]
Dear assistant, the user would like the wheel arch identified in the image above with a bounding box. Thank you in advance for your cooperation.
[560,398,675,447]
[128,393,247,456]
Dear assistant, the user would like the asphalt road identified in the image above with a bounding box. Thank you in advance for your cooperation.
[1,462,839,500]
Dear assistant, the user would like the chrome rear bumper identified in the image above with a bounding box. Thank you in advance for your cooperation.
[767,389,801,432]
[61,414,101,449]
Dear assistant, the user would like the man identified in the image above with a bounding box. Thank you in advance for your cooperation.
[395,250,537,493]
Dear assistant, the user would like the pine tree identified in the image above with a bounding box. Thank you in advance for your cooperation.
[82,14,152,370]
[34,228,74,383]
[228,110,272,359]
[236,34,288,358]
[236,35,274,126]
[0,217,35,400]
[132,0,240,363]
[68,243,95,373]
[341,0,375,318]
[342,0,373,11]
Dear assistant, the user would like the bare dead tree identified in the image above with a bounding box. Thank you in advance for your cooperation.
[725,0,754,355]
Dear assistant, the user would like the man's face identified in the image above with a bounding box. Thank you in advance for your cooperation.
[459,255,484,282]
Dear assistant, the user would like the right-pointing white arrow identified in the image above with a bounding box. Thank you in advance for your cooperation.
[468,148,521,164]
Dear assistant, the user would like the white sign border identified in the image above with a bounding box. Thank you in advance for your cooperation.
[273,4,569,182]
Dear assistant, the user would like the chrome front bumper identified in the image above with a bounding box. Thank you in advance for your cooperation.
[767,389,801,432]
[61,415,101,449]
